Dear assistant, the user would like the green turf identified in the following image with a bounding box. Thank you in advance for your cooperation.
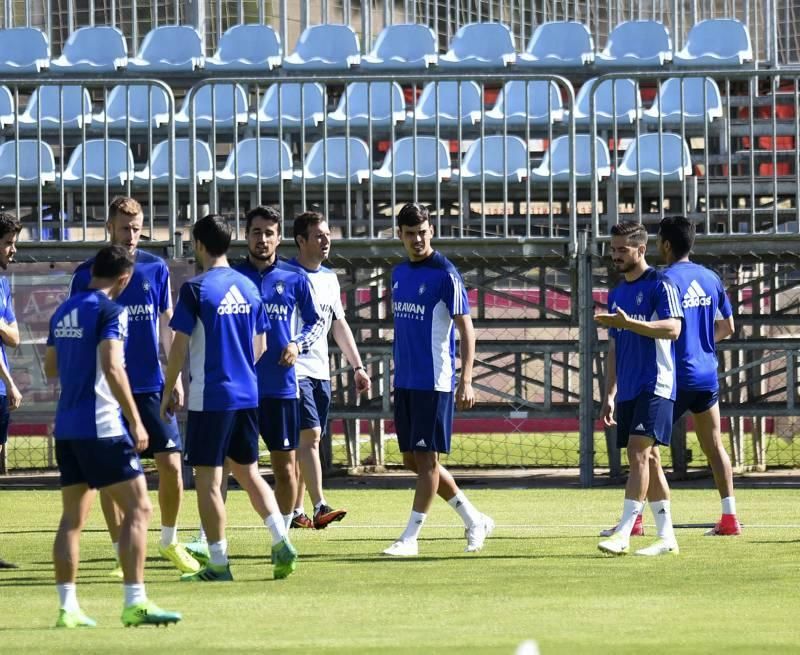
[0,487,798,653]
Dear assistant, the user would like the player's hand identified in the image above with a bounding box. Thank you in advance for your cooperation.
[160,391,176,422]
[279,342,300,367]
[130,421,149,453]
[456,380,475,411]
[601,398,616,427]
[171,377,185,411]
[354,368,371,394]
[7,383,21,411]
[594,308,630,329]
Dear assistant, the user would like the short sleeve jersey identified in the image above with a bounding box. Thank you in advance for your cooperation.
[392,251,470,392]
[234,259,322,399]
[608,267,684,402]
[0,277,15,396]
[48,290,129,440]
[70,250,172,394]
[170,267,269,412]
[663,261,733,392]
[286,258,345,381]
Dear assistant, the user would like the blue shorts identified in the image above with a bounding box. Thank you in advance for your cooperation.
[129,391,182,459]
[394,388,453,454]
[673,388,719,423]
[56,434,143,489]
[616,392,674,448]
[184,408,259,467]
[0,395,8,446]
[298,377,331,437]
[259,397,299,452]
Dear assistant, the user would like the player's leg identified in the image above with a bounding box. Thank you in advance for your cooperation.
[637,447,678,556]
[99,490,124,577]
[270,450,297,527]
[260,397,299,528]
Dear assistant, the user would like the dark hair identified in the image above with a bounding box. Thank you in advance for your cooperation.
[293,211,326,246]
[245,205,281,234]
[0,212,21,240]
[193,214,232,257]
[397,202,429,228]
[109,196,142,220]
[658,215,695,259]
[92,245,135,279]
[610,220,647,247]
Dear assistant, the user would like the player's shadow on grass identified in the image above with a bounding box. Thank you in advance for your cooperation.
[749,538,800,544]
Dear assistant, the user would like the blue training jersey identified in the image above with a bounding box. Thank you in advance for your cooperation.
[0,277,15,396]
[170,267,269,412]
[392,251,470,392]
[663,260,733,392]
[234,258,323,399]
[48,290,129,440]
[608,267,684,402]
[71,250,171,394]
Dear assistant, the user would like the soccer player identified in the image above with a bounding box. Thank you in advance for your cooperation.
[0,212,22,571]
[160,214,298,581]
[383,202,494,557]
[234,206,322,527]
[46,245,181,628]
[70,197,198,576]
[595,221,683,557]
[658,215,738,535]
[287,211,371,529]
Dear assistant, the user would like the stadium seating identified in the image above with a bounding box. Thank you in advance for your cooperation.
[412,81,483,127]
[128,25,204,72]
[295,136,370,186]
[205,24,282,72]
[360,23,438,70]
[373,137,451,185]
[134,138,214,186]
[92,84,171,130]
[673,19,753,67]
[438,22,516,69]
[594,20,672,68]
[175,83,249,131]
[283,24,360,71]
[327,82,406,128]
[455,135,529,185]
[18,85,93,131]
[49,25,127,72]
[616,132,693,182]
[643,77,723,126]
[60,139,134,187]
[571,77,642,127]
[249,83,326,130]
[0,140,56,186]
[484,80,564,127]
[0,86,14,128]
[516,21,594,68]
[0,27,49,73]
[216,138,293,187]
[531,134,611,183]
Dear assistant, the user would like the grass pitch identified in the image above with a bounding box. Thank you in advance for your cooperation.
[0,486,798,653]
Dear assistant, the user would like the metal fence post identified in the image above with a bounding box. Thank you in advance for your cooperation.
[578,231,595,487]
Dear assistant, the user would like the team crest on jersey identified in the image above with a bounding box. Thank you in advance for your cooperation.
[611,302,618,311]
[418,283,426,296]
[393,281,398,290]
[274,280,285,295]
[636,292,643,306]
[142,279,151,293]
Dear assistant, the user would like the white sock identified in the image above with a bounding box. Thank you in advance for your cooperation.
[650,500,676,542]
[615,499,644,540]
[57,583,80,613]
[293,506,304,517]
[721,496,736,516]
[123,583,147,608]
[447,492,482,527]
[265,514,287,546]
[399,511,426,542]
[209,540,229,567]
[112,542,120,559]
[198,526,207,543]
[283,513,293,531]
[160,525,177,548]
[314,499,327,513]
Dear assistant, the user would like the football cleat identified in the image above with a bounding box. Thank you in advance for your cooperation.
[121,601,182,627]
[291,513,314,529]
[598,534,630,556]
[599,513,644,538]
[0,558,18,569]
[180,563,233,582]
[382,539,419,557]
[272,538,298,580]
[313,504,347,530]
[183,538,210,565]
[634,539,680,557]
[704,514,742,536]
[465,514,495,553]
[108,562,124,579]
[159,543,201,574]
[55,609,96,628]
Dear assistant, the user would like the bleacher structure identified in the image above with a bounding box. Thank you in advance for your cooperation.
[0,0,799,486]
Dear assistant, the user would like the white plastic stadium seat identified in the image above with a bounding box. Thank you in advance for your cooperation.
[643,77,723,127]
[373,137,451,185]
[249,83,326,131]
[454,135,529,185]
[135,138,213,187]
[531,134,611,184]
[617,133,693,183]
[216,138,293,187]
[0,140,56,186]
[294,136,370,186]
[571,77,642,127]
[412,81,483,128]
[175,84,249,131]
[60,139,135,187]
[327,82,406,129]
[485,80,564,127]
[18,85,93,131]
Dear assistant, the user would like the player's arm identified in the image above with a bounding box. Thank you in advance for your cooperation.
[595,309,681,341]
[44,346,58,380]
[454,313,476,411]
[0,319,19,348]
[715,315,735,343]
[253,332,267,363]
[0,352,21,410]
[161,331,189,420]
[159,307,184,409]
[100,338,148,453]
[280,279,324,367]
[332,317,370,394]
[601,338,617,427]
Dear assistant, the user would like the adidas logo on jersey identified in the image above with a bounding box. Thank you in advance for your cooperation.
[217,285,251,315]
[54,308,84,339]
[682,280,712,308]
